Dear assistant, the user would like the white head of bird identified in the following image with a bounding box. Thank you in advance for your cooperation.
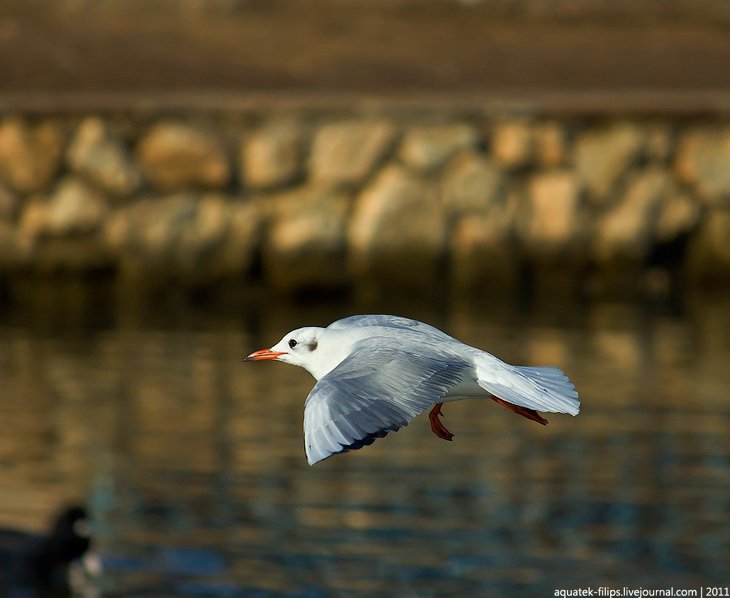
[244,326,356,380]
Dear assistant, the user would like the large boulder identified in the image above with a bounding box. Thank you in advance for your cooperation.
[686,209,730,282]
[44,178,107,236]
[176,193,232,274]
[0,221,30,268]
[593,168,670,263]
[14,178,109,272]
[67,117,141,195]
[521,170,581,257]
[263,187,349,292]
[440,152,503,217]
[137,122,230,191]
[655,192,701,244]
[491,119,533,169]
[0,183,17,221]
[217,199,264,277]
[675,127,730,205]
[309,120,396,186]
[399,123,478,172]
[645,124,673,162]
[349,165,446,291]
[19,177,107,239]
[534,121,567,168]
[450,205,518,294]
[105,194,198,264]
[241,121,303,189]
[0,119,63,194]
[574,122,644,203]
[106,193,263,281]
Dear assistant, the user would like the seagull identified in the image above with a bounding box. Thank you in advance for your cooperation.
[244,315,580,465]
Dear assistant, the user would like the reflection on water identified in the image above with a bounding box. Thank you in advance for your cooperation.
[1,286,729,596]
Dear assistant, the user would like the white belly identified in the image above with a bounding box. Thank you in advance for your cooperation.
[441,376,490,403]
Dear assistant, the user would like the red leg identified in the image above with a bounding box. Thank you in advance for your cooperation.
[491,396,549,426]
[428,403,454,441]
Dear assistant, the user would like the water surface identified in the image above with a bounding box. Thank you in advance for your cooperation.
[1,288,729,596]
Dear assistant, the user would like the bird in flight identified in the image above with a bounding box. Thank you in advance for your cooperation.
[244,315,580,465]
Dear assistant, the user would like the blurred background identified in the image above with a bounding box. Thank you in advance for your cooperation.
[0,0,729,596]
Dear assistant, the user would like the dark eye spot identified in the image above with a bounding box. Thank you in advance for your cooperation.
[309,341,318,351]
[288,339,297,349]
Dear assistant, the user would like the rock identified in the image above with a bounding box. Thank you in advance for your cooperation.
[593,168,669,262]
[140,196,199,260]
[534,121,567,167]
[441,152,503,217]
[137,122,230,191]
[30,238,112,273]
[686,209,730,280]
[174,193,236,279]
[655,193,701,243]
[574,123,644,203]
[0,118,63,193]
[675,128,730,205]
[645,124,673,162]
[42,178,107,236]
[0,183,17,220]
[67,117,141,195]
[16,180,107,272]
[107,193,263,280]
[349,165,446,290]
[192,194,230,249]
[18,198,48,243]
[103,208,130,253]
[218,199,264,276]
[310,120,396,186]
[491,120,533,168]
[242,121,303,189]
[0,221,30,267]
[45,179,106,236]
[523,171,581,255]
[106,194,198,261]
[264,187,349,291]
[165,193,229,270]
[450,206,518,293]
[399,124,478,172]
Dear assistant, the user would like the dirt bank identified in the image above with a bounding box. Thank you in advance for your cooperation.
[2,1,730,96]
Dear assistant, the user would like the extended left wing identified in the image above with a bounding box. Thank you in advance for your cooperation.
[303,342,469,465]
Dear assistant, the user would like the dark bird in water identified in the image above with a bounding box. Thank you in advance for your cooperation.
[0,505,92,596]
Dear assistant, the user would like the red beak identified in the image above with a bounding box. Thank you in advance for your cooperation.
[243,349,286,362]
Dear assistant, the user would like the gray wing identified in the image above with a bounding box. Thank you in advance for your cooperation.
[303,341,470,465]
[328,315,455,341]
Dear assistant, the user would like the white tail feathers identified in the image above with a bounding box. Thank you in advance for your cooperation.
[477,364,580,416]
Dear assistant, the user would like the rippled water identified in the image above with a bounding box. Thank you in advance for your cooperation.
[1,285,729,597]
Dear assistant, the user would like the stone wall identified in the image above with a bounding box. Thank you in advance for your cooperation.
[0,105,728,297]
